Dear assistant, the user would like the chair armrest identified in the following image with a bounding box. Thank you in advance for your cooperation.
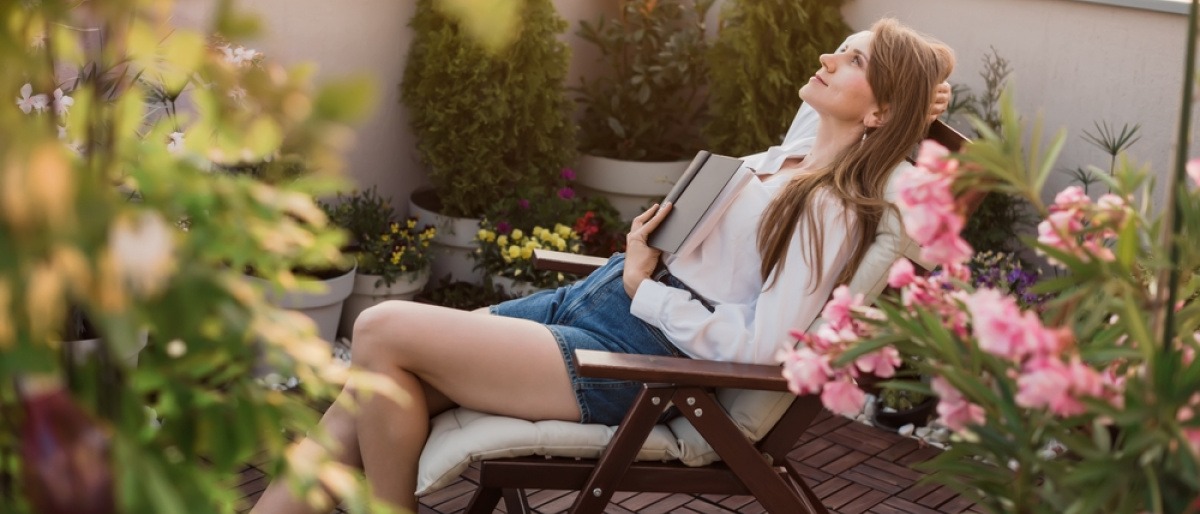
[574,349,788,392]
[532,249,609,275]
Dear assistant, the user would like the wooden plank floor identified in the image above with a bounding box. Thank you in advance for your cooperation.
[234,409,984,514]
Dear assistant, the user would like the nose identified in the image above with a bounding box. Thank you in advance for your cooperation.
[818,53,834,72]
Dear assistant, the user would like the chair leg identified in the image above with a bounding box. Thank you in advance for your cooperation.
[674,388,814,514]
[503,488,531,514]
[464,485,503,514]
[570,384,675,514]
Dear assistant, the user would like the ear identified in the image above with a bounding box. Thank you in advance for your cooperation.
[864,104,889,128]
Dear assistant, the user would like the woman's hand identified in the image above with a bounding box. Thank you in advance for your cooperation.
[622,202,672,298]
[928,81,952,122]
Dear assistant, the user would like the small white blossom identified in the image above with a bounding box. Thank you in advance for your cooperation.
[166,339,188,358]
[167,131,185,155]
[16,83,47,114]
[51,88,73,116]
[220,44,260,67]
[109,211,176,296]
[227,86,247,103]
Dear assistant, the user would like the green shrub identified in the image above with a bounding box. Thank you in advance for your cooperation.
[575,0,714,161]
[704,0,848,157]
[401,0,577,218]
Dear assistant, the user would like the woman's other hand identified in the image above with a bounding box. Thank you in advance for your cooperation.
[623,202,672,298]
[928,81,951,122]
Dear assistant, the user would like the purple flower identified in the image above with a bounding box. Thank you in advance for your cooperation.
[517,199,530,210]
[561,168,576,181]
[496,221,512,234]
[558,187,576,200]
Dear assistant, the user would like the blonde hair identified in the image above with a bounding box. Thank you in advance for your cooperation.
[757,18,955,291]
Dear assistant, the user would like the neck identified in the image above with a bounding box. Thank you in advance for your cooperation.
[799,115,865,172]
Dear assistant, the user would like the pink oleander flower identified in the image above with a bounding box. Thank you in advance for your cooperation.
[916,140,959,176]
[781,347,832,395]
[820,377,866,417]
[887,258,916,288]
[855,346,901,379]
[557,187,575,200]
[1016,356,1105,417]
[560,167,576,181]
[920,230,973,266]
[1051,186,1091,212]
[932,376,985,431]
[821,285,863,331]
[964,288,1025,360]
[1188,158,1200,188]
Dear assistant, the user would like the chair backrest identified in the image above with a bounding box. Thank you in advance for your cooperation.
[668,119,971,467]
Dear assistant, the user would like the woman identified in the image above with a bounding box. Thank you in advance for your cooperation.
[253,17,954,513]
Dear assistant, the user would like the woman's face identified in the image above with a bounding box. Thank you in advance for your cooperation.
[799,31,881,128]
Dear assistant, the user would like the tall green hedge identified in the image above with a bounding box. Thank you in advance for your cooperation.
[401,0,576,218]
[704,0,848,157]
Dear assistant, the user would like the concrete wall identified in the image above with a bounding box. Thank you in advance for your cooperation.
[842,0,1195,205]
[172,0,615,214]
[173,0,1196,210]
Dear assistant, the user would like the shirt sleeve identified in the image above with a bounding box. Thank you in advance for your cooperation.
[629,191,858,364]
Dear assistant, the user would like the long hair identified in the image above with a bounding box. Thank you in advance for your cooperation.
[756,18,955,290]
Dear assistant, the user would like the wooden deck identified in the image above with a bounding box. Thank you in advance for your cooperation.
[234,409,983,514]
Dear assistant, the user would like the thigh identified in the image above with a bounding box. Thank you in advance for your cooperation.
[359,301,581,422]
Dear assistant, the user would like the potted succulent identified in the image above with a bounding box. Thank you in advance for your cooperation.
[704,0,848,157]
[401,0,577,284]
[322,187,436,340]
[573,0,714,220]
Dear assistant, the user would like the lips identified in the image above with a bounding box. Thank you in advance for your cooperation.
[812,75,828,86]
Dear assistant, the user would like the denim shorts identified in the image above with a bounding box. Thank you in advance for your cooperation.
[489,253,688,425]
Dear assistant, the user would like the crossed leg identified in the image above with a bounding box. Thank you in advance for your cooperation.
[251,300,579,513]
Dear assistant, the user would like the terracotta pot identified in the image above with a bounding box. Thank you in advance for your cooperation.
[409,188,484,285]
[338,269,431,340]
[574,154,689,222]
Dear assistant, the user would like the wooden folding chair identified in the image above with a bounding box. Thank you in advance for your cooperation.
[435,120,971,514]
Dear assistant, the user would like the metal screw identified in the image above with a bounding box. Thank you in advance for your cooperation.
[694,408,703,417]
[686,397,696,406]
[593,488,602,497]
[651,397,660,406]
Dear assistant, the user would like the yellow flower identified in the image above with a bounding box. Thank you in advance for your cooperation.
[555,239,566,251]
[507,245,521,259]
[391,222,400,234]
[571,244,581,253]
[511,229,523,241]
[407,219,417,229]
[381,234,391,243]
[520,246,533,260]
[555,224,571,238]
[497,235,508,247]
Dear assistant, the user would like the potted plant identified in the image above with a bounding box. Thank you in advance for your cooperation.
[703,0,848,157]
[322,187,437,340]
[401,0,577,284]
[573,0,714,221]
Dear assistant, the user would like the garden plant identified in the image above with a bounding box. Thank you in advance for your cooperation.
[0,1,407,512]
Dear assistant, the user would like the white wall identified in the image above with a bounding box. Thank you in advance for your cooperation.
[843,0,1195,205]
[172,0,614,214]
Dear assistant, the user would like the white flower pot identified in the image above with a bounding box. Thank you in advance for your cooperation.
[68,331,149,368]
[244,263,357,345]
[575,154,690,222]
[490,274,545,298]
[338,269,431,340]
[409,188,484,285]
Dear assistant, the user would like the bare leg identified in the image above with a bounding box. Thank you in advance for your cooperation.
[254,301,578,512]
[350,300,579,511]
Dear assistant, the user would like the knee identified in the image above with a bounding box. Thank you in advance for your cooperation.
[350,300,416,368]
